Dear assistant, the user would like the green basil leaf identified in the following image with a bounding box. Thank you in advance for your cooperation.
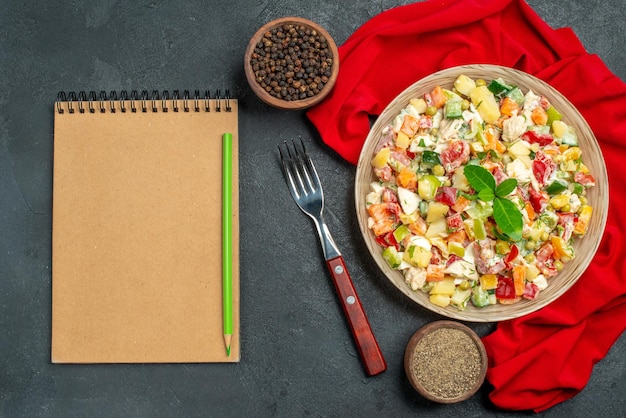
[463,164,496,193]
[495,178,518,197]
[493,197,523,242]
[478,188,495,201]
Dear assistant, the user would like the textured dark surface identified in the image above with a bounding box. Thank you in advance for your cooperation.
[1,0,624,417]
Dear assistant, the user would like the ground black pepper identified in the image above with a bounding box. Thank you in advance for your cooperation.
[411,327,482,400]
[249,23,334,101]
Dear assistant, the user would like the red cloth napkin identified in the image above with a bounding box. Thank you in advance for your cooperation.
[307,0,626,412]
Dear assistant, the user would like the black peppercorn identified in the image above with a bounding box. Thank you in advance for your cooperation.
[249,22,335,102]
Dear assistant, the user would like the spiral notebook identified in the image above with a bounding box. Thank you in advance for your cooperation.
[51,90,240,363]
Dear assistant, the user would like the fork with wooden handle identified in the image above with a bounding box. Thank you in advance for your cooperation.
[278,139,387,376]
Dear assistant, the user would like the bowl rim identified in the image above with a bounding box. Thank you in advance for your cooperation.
[403,320,488,403]
[243,16,339,110]
[355,64,609,322]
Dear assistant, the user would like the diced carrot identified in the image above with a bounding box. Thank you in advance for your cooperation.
[430,85,448,109]
[512,265,526,296]
[400,114,420,137]
[500,97,519,117]
[408,217,428,235]
[498,297,521,305]
[525,201,536,223]
[447,229,467,244]
[484,128,506,154]
[396,167,418,190]
[426,264,445,282]
[495,139,506,154]
[451,195,470,213]
[531,107,548,125]
[574,205,593,236]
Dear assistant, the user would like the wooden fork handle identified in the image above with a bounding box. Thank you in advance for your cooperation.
[326,256,387,376]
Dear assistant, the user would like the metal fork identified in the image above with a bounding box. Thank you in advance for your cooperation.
[278,139,386,377]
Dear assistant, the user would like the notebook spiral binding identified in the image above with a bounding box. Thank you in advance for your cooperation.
[56,89,232,114]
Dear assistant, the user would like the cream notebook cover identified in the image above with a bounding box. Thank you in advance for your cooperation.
[52,90,239,363]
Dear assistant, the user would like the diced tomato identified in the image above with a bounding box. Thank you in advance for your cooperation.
[522,130,554,146]
[535,243,554,263]
[504,244,519,264]
[441,140,470,172]
[375,231,399,251]
[523,282,540,300]
[557,212,577,226]
[446,213,464,231]
[532,151,555,186]
[495,276,516,299]
[435,186,458,206]
[528,186,549,213]
[535,242,558,277]
[446,254,463,267]
[574,172,596,187]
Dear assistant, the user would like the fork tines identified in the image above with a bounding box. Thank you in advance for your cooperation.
[278,139,321,199]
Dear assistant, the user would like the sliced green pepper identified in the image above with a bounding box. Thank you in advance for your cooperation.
[422,150,441,166]
[545,179,568,195]
[487,78,512,96]
[546,105,563,126]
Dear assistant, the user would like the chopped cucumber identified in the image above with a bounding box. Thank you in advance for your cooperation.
[382,246,403,269]
[444,100,463,119]
[487,78,513,96]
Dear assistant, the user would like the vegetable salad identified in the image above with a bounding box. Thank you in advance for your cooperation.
[366,74,595,310]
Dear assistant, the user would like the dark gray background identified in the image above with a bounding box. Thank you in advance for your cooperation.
[1,0,624,417]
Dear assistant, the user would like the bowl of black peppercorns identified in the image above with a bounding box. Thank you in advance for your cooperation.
[244,17,339,110]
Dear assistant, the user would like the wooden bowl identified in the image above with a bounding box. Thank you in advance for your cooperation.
[355,64,609,322]
[404,320,487,403]
[244,17,339,110]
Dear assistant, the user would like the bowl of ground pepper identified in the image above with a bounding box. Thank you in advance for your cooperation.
[244,17,339,110]
[404,320,488,404]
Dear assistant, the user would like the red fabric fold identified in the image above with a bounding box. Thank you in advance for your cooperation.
[307,0,626,412]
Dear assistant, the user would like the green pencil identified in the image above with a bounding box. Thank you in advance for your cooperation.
[222,132,233,356]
